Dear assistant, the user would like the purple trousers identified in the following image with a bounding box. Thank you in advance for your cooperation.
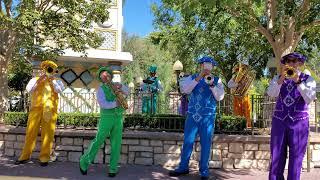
[269,117,309,180]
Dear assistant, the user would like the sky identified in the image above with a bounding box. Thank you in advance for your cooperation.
[123,0,161,37]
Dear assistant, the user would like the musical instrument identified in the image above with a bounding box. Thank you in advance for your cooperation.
[105,81,128,109]
[143,79,155,84]
[284,65,296,78]
[230,63,256,96]
[46,66,58,74]
[41,60,59,77]
[204,74,214,85]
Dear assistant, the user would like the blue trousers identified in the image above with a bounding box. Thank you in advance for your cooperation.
[176,114,215,177]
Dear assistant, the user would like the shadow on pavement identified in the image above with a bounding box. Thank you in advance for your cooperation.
[2,157,319,180]
[0,157,264,180]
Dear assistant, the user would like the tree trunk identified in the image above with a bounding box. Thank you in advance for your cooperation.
[0,30,17,121]
[0,55,9,122]
[258,5,305,74]
[271,33,302,74]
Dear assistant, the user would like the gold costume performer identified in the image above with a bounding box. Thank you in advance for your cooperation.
[15,60,65,166]
[231,95,251,127]
[228,63,255,128]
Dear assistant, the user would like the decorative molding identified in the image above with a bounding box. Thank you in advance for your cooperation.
[97,22,113,29]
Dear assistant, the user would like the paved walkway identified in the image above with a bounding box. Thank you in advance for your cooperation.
[0,157,319,180]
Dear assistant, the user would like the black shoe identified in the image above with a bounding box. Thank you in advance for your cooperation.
[201,176,217,180]
[79,163,87,175]
[201,176,209,180]
[39,162,48,167]
[14,159,29,165]
[168,170,189,177]
[108,173,116,177]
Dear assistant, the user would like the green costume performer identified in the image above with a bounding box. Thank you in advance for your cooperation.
[142,65,163,114]
[79,67,128,178]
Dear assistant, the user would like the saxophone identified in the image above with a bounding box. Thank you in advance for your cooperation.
[106,81,129,110]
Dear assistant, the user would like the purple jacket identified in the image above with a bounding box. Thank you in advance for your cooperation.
[273,73,310,121]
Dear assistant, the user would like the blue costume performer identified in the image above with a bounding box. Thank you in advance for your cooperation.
[267,52,316,180]
[141,65,163,114]
[169,56,225,180]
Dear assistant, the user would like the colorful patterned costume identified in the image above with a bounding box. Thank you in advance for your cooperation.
[170,56,225,179]
[79,67,128,177]
[267,53,316,180]
[141,65,163,114]
[17,60,64,164]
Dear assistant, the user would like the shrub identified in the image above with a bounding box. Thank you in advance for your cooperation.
[4,112,100,128]
[3,112,28,126]
[57,113,99,128]
[3,112,247,133]
[215,115,247,133]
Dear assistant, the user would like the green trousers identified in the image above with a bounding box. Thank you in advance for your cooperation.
[142,95,157,114]
[80,109,123,173]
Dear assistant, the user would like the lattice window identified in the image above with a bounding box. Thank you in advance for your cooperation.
[61,69,77,86]
[79,70,94,86]
[99,31,117,50]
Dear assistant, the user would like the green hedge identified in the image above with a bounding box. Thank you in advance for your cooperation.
[57,113,100,128]
[3,112,28,126]
[3,112,100,128]
[3,112,247,133]
[215,115,247,133]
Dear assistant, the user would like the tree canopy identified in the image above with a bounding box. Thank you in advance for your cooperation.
[151,0,320,76]
[0,0,111,117]
[1,0,110,59]
[151,1,273,83]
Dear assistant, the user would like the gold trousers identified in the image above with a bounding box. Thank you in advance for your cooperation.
[19,107,57,163]
[233,95,251,127]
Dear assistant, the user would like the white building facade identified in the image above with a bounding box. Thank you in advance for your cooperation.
[32,0,133,113]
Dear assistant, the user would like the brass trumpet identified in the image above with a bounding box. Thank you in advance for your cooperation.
[204,74,214,85]
[45,66,59,77]
[284,65,296,78]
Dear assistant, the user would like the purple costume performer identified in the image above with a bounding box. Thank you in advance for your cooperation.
[178,75,189,116]
[179,94,188,116]
[267,53,316,180]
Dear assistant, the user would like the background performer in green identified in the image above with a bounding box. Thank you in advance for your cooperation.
[141,65,163,114]
[79,66,128,177]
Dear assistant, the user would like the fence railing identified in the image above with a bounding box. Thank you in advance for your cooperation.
[6,92,320,134]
